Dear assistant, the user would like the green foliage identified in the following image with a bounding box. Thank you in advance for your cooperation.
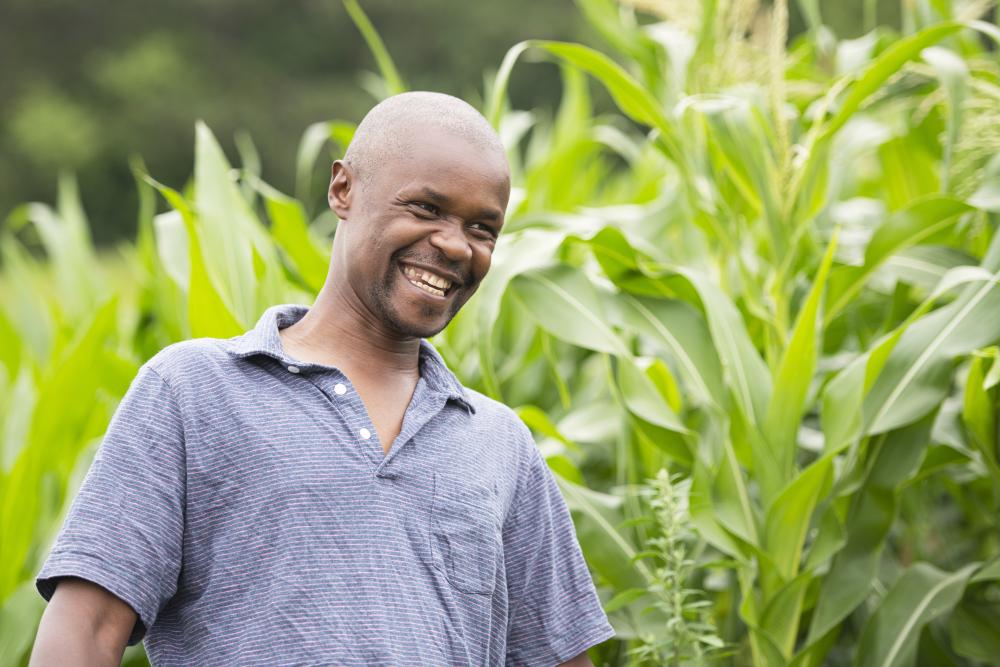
[627,470,727,665]
[3,0,1000,665]
[0,0,587,244]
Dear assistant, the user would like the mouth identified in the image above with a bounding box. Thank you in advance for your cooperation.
[399,263,458,299]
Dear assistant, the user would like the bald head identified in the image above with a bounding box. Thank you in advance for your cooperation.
[343,91,507,187]
[324,92,511,339]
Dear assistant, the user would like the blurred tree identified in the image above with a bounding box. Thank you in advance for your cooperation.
[0,0,938,246]
[0,0,586,244]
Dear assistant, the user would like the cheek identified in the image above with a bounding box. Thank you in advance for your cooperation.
[365,234,399,270]
[471,246,493,281]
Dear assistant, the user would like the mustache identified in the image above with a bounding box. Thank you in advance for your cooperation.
[393,250,471,286]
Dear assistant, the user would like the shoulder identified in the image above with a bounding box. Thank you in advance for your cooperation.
[141,337,239,388]
[463,387,533,440]
[124,337,251,433]
[460,387,540,474]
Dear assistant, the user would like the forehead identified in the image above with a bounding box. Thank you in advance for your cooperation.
[379,128,510,207]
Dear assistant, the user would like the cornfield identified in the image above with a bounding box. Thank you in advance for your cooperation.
[3,0,1000,664]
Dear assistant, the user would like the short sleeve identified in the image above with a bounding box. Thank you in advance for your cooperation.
[503,438,615,665]
[36,364,186,645]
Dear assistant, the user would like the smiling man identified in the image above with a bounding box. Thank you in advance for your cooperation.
[30,92,615,666]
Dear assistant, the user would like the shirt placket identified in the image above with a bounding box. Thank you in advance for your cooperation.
[304,371,382,464]
[290,367,447,479]
[376,380,448,476]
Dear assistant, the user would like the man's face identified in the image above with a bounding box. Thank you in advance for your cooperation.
[334,128,510,339]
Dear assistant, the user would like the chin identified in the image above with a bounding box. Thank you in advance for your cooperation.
[397,323,446,339]
[369,271,470,338]
[378,300,456,339]
[387,317,449,339]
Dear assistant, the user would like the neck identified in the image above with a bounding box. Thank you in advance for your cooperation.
[280,280,422,379]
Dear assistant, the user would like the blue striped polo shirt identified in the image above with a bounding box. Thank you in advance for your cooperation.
[37,303,614,665]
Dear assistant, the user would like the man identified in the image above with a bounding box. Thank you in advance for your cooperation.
[30,92,614,666]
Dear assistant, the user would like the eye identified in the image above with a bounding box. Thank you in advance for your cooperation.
[410,201,439,216]
[469,222,499,240]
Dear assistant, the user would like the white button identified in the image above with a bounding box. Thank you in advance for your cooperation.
[334,383,347,395]
[287,365,300,374]
[359,428,372,440]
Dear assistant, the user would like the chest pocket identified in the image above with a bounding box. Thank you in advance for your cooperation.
[430,473,501,595]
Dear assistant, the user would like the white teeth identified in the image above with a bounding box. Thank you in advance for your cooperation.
[420,271,451,289]
[402,265,453,295]
[402,266,447,296]
[415,282,444,296]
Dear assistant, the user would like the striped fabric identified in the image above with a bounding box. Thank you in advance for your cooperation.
[37,304,614,666]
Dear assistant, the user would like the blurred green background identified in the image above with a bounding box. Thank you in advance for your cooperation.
[0,0,903,244]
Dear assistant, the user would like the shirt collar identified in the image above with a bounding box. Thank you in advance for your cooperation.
[227,304,475,413]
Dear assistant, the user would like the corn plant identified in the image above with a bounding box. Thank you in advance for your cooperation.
[441,0,1000,663]
[0,176,140,663]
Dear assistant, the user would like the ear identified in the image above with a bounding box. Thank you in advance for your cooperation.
[328,160,353,219]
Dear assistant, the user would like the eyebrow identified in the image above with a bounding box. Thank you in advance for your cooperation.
[420,187,503,222]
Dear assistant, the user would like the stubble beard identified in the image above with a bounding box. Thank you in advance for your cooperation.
[369,257,465,339]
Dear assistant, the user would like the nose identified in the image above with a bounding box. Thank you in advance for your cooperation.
[428,222,473,263]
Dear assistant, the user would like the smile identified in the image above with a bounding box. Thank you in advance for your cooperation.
[400,264,454,298]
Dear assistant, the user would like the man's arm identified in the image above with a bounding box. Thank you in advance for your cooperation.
[559,652,594,666]
[33,363,186,665]
[30,578,137,667]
